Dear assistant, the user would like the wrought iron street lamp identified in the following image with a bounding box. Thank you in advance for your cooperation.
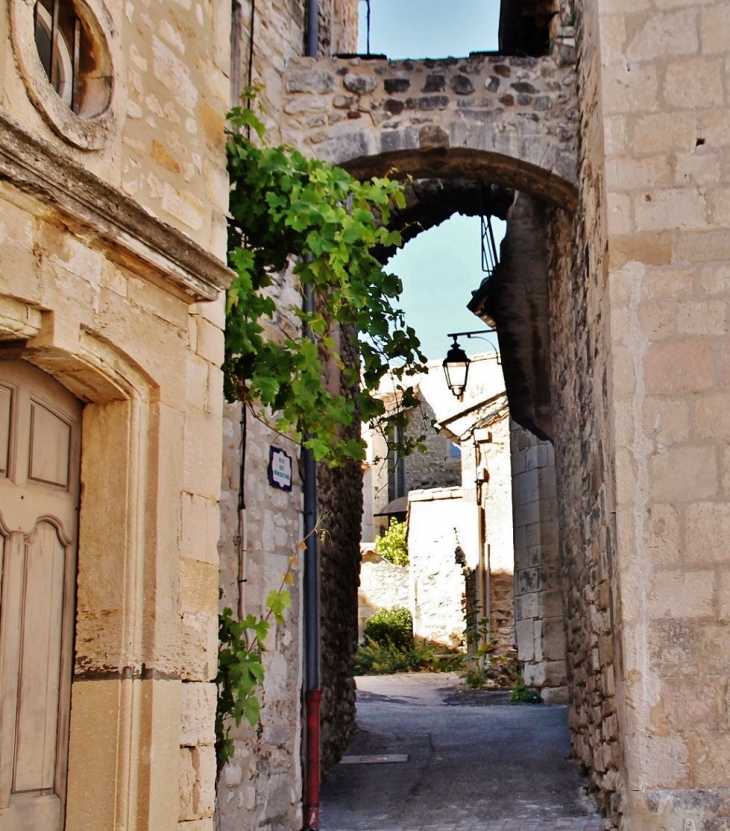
[442,329,498,398]
[443,336,471,399]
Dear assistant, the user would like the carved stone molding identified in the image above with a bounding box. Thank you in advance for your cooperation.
[0,111,232,302]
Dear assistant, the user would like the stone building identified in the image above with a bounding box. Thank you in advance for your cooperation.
[216,2,361,830]
[6,0,730,830]
[360,356,517,653]
[273,0,730,828]
[0,0,230,830]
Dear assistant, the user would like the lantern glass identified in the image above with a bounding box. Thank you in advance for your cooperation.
[443,341,471,399]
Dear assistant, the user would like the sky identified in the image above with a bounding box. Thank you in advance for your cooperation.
[356,1,505,361]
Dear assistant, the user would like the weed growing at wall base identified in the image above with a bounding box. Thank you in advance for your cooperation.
[356,607,463,674]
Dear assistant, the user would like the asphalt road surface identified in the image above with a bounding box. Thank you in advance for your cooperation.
[320,673,602,831]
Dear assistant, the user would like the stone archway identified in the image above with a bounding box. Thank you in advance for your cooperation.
[286,52,583,768]
[282,52,578,209]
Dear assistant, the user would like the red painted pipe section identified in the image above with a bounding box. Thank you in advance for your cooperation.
[304,689,322,830]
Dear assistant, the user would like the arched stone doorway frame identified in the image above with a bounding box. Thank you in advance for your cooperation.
[0,299,176,830]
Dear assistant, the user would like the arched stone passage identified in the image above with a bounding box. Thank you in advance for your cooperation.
[282,53,579,208]
[285,52,583,772]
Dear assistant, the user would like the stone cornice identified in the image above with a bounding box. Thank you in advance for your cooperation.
[0,111,233,302]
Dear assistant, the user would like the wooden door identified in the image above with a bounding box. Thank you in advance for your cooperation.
[0,361,82,831]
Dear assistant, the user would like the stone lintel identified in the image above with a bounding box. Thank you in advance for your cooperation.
[0,111,233,303]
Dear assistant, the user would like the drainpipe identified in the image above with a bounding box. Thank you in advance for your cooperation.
[302,279,321,827]
[303,11,320,826]
[306,0,319,59]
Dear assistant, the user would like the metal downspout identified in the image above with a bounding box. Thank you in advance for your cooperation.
[302,259,320,827]
[306,0,319,59]
[304,9,320,826]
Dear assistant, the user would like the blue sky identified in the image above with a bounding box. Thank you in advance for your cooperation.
[357,0,500,59]
[356,1,505,360]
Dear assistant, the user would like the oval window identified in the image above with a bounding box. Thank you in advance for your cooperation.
[32,0,111,119]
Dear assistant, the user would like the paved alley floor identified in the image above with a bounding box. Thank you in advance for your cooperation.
[320,674,602,831]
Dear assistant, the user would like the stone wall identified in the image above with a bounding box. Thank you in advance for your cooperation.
[318,452,363,772]
[0,0,230,827]
[408,488,479,646]
[405,398,463,494]
[358,550,410,639]
[546,1,621,819]
[217,403,303,831]
[564,0,730,827]
[477,413,516,645]
[511,423,567,704]
[318,325,364,772]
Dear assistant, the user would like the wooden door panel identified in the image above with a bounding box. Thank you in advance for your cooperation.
[0,386,11,478]
[13,522,67,794]
[28,403,71,489]
[0,792,62,829]
[0,361,81,831]
[0,532,24,810]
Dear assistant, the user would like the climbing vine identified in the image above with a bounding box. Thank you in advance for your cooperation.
[225,95,426,465]
[217,95,428,763]
[216,557,295,768]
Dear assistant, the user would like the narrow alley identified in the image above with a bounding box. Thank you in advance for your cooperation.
[321,674,601,831]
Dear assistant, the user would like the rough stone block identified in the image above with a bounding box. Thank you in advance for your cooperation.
[634,187,707,233]
[192,745,216,818]
[626,9,698,63]
[179,748,197,821]
[515,619,535,662]
[650,568,715,619]
[602,62,658,115]
[664,57,724,110]
[701,4,730,55]
[285,69,335,94]
[343,73,379,95]
[633,111,697,154]
[694,734,730,787]
[643,503,681,565]
[542,617,567,662]
[180,682,217,747]
[660,677,717,732]
[649,445,717,502]
[643,396,690,444]
[609,232,672,268]
[676,229,730,264]
[180,611,218,682]
[644,339,715,395]
[384,78,410,94]
[686,502,730,563]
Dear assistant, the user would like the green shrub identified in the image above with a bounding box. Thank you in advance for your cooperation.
[509,681,543,704]
[355,637,464,675]
[363,606,413,650]
[375,519,409,566]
